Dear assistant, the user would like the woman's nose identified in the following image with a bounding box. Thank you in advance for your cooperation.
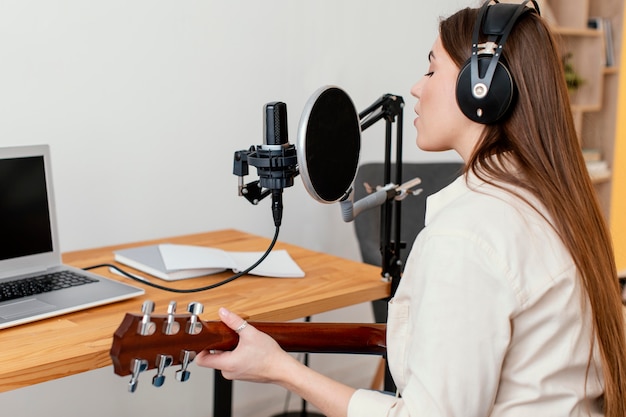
[410,79,424,99]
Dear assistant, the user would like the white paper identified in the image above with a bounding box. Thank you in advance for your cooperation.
[158,244,304,278]
[159,244,237,270]
[227,251,305,277]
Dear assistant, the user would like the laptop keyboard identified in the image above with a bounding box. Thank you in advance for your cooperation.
[0,271,98,302]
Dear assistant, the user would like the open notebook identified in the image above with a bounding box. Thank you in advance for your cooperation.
[0,144,144,329]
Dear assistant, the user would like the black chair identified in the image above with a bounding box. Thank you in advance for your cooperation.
[353,161,464,321]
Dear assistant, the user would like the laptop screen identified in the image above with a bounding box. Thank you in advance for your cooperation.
[0,155,54,261]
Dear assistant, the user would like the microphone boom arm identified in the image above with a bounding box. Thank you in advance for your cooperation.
[340,183,397,222]
[355,94,405,299]
[359,94,404,131]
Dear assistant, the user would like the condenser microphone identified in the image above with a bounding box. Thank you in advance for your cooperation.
[244,102,298,227]
[257,102,295,189]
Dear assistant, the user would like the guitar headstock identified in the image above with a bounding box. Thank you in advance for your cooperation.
[110,300,236,392]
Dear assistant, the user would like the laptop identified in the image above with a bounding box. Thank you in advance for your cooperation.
[0,144,144,329]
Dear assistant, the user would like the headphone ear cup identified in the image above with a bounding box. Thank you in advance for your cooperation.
[456,55,515,124]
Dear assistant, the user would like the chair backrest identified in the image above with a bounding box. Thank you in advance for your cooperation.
[353,162,464,269]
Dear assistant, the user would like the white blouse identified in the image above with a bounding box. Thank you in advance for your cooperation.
[348,173,604,417]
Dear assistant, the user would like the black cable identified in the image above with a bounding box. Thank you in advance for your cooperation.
[83,226,280,293]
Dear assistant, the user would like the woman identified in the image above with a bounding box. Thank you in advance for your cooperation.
[196,2,626,416]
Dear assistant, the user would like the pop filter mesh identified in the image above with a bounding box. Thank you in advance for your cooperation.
[297,86,361,203]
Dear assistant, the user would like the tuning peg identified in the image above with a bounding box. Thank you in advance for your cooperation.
[186,302,204,335]
[137,300,156,336]
[175,349,196,382]
[128,358,149,393]
[152,354,174,387]
[163,301,180,335]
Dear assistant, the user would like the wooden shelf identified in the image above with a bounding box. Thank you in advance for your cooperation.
[546,0,623,221]
[553,26,603,36]
[571,104,603,113]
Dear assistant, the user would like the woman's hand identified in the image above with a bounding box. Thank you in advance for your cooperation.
[196,307,356,417]
[195,307,299,384]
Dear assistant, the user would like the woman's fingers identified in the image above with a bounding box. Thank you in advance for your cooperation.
[218,307,248,333]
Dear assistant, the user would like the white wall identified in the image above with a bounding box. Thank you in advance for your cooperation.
[0,1,472,416]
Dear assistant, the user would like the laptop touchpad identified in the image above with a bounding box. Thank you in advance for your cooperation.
[0,299,56,319]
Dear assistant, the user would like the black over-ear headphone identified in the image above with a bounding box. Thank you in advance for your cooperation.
[456,0,540,124]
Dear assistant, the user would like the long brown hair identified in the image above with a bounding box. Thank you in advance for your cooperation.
[440,6,626,417]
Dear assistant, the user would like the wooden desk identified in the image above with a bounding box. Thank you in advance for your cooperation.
[0,229,389,393]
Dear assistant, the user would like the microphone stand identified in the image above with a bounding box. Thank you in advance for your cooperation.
[359,94,405,299]
[358,93,404,393]
[232,94,405,408]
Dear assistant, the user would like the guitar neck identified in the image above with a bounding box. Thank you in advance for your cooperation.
[110,313,386,377]
[239,322,386,355]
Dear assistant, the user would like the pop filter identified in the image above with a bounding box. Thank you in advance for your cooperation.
[297,86,361,204]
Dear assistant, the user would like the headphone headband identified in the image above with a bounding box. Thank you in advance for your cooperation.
[470,0,539,99]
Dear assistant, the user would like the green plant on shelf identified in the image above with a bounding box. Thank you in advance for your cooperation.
[562,53,584,91]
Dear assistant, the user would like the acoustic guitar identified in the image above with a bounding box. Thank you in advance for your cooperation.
[110,301,387,392]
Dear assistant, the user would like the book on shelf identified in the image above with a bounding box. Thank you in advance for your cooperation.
[585,160,611,181]
[582,148,603,162]
[114,244,305,281]
[588,17,615,67]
